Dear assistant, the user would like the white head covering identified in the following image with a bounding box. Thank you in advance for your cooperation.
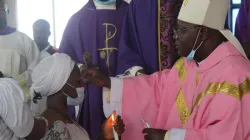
[30,53,75,115]
[178,0,248,60]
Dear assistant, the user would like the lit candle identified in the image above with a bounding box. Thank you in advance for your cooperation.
[112,114,119,140]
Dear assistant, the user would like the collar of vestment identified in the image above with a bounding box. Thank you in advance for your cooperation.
[46,45,58,55]
[197,41,245,73]
[0,26,16,35]
[41,44,51,52]
[87,0,125,10]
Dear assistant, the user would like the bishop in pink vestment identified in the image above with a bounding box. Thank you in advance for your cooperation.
[82,0,250,139]
[104,42,250,140]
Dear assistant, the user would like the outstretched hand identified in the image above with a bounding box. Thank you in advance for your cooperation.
[81,67,111,88]
[142,128,167,140]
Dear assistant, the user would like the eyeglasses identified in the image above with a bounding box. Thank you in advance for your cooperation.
[173,25,202,38]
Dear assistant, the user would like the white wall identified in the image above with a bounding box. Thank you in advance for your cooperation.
[16,0,87,48]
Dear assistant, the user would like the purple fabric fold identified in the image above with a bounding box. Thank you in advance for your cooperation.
[0,26,16,35]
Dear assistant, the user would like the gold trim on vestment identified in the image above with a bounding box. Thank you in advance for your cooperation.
[174,60,250,125]
[196,73,200,86]
[174,58,187,83]
[193,77,250,107]
[175,89,190,124]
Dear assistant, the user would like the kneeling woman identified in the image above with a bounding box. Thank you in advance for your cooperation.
[30,53,124,140]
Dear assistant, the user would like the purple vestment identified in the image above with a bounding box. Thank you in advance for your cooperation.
[235,0,250,45]
[0,26,16,35]
[58,1,128,139]
[116,0,183,75]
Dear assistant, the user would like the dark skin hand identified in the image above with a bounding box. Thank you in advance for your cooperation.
[100,113,125,140]
[142,128,167,140]
[81,67,111,88]
[81,66,145,88]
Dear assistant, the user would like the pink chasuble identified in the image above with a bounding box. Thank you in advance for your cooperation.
[120,42,250,140]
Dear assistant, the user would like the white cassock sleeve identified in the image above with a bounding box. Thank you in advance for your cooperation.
[103,78,123,118]
[103,66,144,118]
[0,79,34,138]
[15,34,40,88]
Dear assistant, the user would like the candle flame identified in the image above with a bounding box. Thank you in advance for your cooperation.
[112,114,115,122]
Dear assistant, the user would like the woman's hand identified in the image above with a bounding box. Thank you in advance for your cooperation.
[102,112,125,139]
[142,128,167,140]
[113,116,125,135]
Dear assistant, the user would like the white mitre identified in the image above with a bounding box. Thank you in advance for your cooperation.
[178,0,248,60]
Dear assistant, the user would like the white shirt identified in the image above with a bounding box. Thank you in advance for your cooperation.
[40,45,57,61]
[0,78,34,140]
[0,31,40,87]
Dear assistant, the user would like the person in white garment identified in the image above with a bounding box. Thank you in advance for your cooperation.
[0,53,125,140]
[30,53,125,140]
[0,77,68,140]
[0,0,40,87]
[33,19,57,60]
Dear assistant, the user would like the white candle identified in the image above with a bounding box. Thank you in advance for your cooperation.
[112,114,119,140]
[112,125,119,140]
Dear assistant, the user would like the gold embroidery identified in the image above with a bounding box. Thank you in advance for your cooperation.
[175,58,187,83]
[157,0,161,70]
[16,74,30,97]
[193,77,250,108]
[196,73,200,86]
[175,89,190,124]
[184,0,188,7]
[98,23,118,75]
[239,77,250,95]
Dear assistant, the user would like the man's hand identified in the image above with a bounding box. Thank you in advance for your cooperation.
[81,67,111,88]
[142,128,167,140]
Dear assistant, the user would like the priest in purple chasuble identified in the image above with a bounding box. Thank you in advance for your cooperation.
[116,0,183,76]
[235,0,250,59]
[58,0,128,139]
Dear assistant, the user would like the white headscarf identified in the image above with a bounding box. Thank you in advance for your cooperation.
[30,53,75,114]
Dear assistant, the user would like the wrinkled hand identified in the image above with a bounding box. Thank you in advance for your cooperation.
[142,128,167,140]
[81,67,111,88]
[103,112,125,139]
